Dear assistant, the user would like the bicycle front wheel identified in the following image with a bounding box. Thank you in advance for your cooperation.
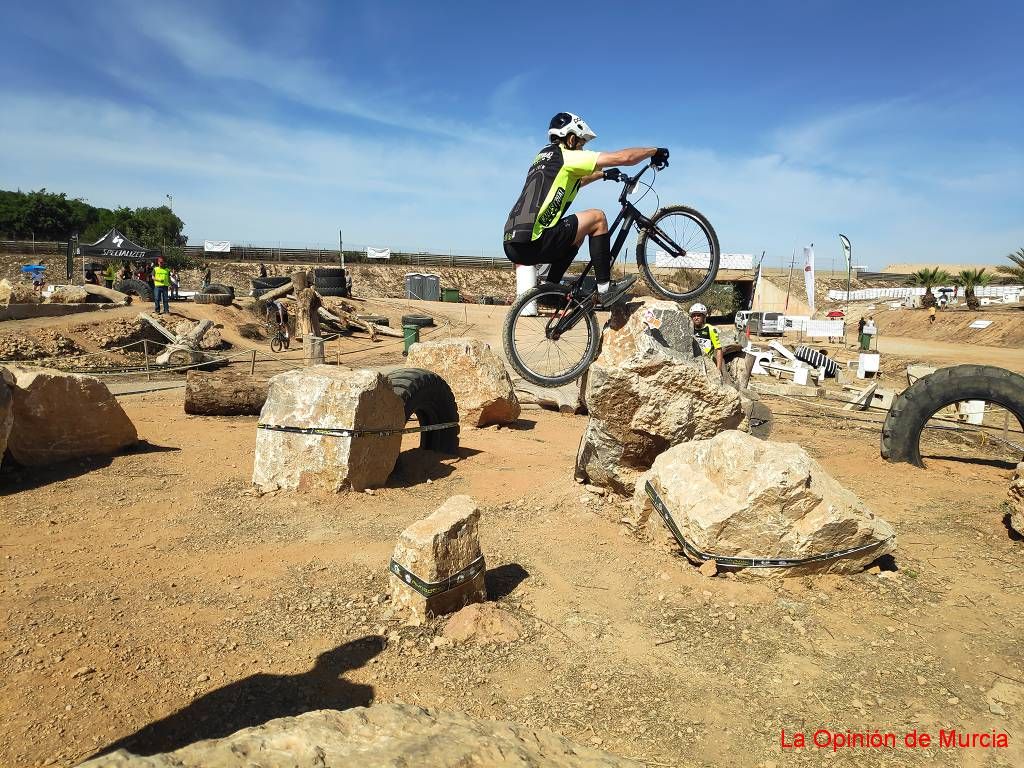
[502,284,601,388]
[636,205,720,302]
[270,337,283,353]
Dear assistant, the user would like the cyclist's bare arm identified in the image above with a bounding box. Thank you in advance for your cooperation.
[595,147,658,169]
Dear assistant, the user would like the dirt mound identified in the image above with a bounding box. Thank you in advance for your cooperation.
[0,329,83,361]
[872,306,1024,347]
[70,318,164,350]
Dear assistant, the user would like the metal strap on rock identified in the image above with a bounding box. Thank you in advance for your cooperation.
[645,481,893,569]
[257,422,458,438]
[389,555,486,598]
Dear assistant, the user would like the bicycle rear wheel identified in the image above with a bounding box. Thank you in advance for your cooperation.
[636,205,720,302]
[503,284,601,387]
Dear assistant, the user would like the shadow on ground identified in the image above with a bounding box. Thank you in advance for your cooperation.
[486,563,530,599]
[0,441,177,495]
[90,635,383,759]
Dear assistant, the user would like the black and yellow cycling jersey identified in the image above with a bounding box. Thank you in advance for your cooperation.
[694,324,721,357]
[504,144,599,244]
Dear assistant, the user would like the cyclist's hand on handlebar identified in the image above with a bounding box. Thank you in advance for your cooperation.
[651,147,670,169]
[602,168,623,182]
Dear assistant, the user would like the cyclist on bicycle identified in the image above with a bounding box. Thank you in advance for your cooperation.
[503,112,669,307]
[689,303,723,372]
[266,299,290,346]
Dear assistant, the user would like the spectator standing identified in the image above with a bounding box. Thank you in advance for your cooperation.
[861,316,877,350]
[152,257,171,314]
[170,269,180,300]
[103,262,117,289]
[259,263,268,278]
[84,267,99,285]
[202,266,212,289]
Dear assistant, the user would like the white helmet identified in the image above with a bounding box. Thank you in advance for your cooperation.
[548,112,596,144]
[689,303,708,315]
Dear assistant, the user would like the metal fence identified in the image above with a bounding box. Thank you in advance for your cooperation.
[1,239,515,270]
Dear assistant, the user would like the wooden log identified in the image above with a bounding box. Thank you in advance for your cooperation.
[290,271,309,291]
[256,281,294,305]
[184,369,271,416]
[82,284,131,304]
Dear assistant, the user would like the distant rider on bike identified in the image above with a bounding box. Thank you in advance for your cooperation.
[503,112,669,307]
[266,299,290,346]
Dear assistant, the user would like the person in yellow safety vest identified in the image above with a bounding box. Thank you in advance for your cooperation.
[102,262,117,289]
[689,303,724,372]
[153,257,171,315]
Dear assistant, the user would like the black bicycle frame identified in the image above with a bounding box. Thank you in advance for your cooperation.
[567,165,686,291]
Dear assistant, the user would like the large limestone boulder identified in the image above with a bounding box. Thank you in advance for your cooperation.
[407,337,520,427]
[0,368,14,460]
[1008,463,1024,535]
[633,430,896,575]
[46,285,90,304]
[78,704,643,767]
[575,301,744,495]
[5,366,137,466]
[390,495,487,623]
[0,278,41,305]
[252,366,404,493]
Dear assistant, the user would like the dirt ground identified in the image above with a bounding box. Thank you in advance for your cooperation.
[2,291,1024,768]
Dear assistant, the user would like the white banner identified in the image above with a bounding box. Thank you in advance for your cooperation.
[654,251,753,270]
[203,240,231,252]
[826,284,1023,302]
[367,247,391,260]
[803,319,845,338]
[803,245,815,313]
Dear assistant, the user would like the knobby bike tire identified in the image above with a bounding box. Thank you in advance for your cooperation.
[636,204,721,302]
[502,283,601,388]
[270,337,284,353]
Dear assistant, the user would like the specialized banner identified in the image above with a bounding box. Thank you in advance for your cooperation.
[204,240,231,252]
[367,247,391,260]
[803,245,815,313]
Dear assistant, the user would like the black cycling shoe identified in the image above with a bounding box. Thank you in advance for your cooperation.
[596,275,639,308]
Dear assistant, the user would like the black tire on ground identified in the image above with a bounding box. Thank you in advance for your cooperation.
[635,204,720,302]
[314,277,346,289]
[252,276,291,289]
[401,314,435,328]
[193,292,234,306]
[881,364,1024,466]
[386,368,460,454]
[358,314,390,327]
[313,267,346,278]
[318,287,347,297]
[202,283,235,297]
[114,279,153,301]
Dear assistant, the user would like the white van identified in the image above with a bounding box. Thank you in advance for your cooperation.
[748,311,785,337]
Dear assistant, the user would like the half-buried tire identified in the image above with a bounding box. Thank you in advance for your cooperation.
[881,364,1024,467]
[114,279,153,301]
[194,292,234,306]
[401,314,435,328]
[386,368,460,454]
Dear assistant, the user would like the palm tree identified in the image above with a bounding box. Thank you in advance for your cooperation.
[952,268,993,310]
[999,247,1024,283]
[907,267,952,308]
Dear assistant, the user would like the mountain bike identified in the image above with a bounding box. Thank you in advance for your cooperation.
[268,322,290,353]
[503,163,720,387]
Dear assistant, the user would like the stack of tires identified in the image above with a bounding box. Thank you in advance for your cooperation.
[794,345,839,377]
[313,267,347,297]
[251,276,290,298]
[195,283,235,306]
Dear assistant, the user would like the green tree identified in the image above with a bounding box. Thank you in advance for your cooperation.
[999,248,1024,283]
[952,268,993,310]
[692,283,740,316]
[907,267,952,308]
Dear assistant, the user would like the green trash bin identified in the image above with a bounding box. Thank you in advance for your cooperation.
[403,324,420,355]
[442,287,460,303]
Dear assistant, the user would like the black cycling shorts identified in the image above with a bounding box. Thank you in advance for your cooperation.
[503,214,579,270]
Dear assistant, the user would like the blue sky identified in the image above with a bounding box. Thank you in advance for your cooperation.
[1,1,1022,269]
